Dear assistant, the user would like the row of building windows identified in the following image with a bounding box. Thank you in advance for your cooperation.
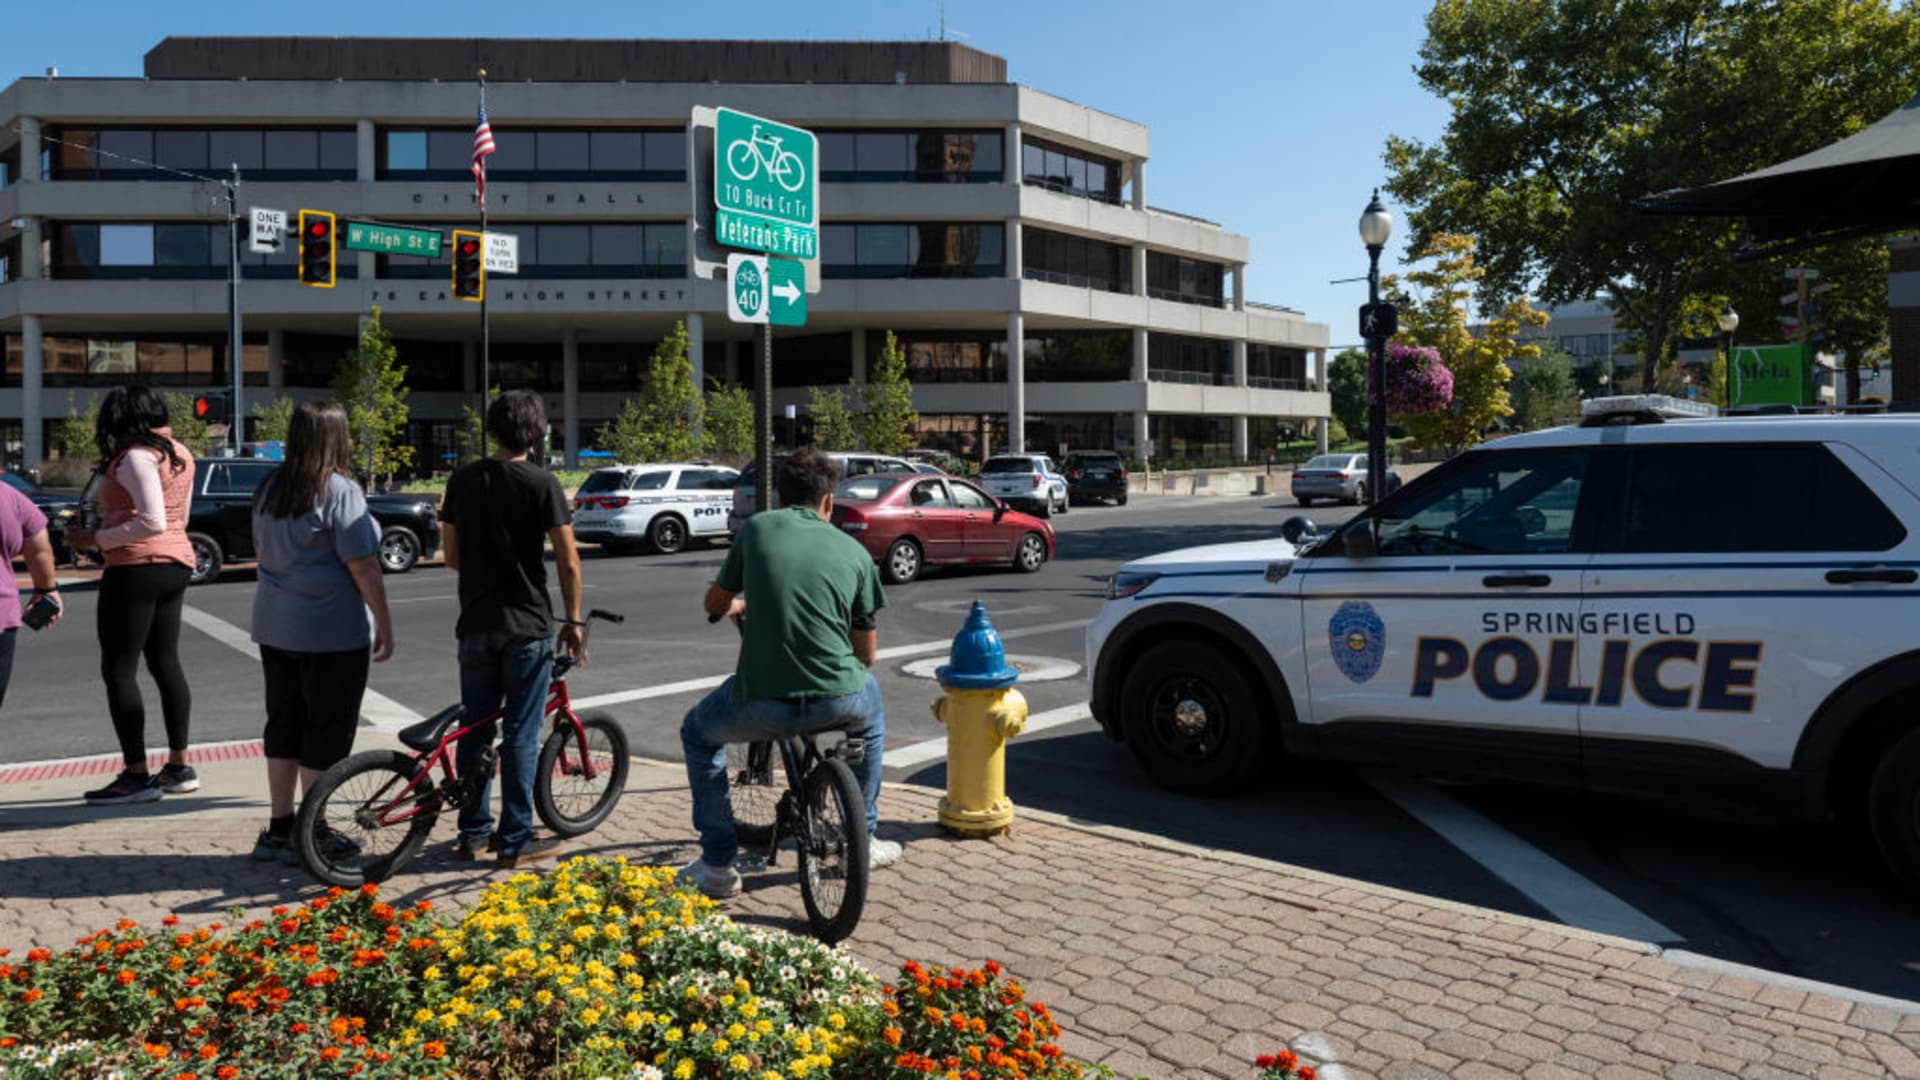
[3,334,266,388]
[1021,226,1131,294]
[383,129,686,181]
[52,223,352,280]
[1148,333,1233,386]
[818,223,1003,279]
[1146,251,1226,307]
[1021,138,1125,204]
[818,130,1002,183]
[49,128,358,181]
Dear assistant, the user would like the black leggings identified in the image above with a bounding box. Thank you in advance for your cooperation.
[99,563,193,766]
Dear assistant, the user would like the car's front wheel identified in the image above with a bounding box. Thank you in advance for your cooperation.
[1013,532,1047,573]
[1119,640,1272,795]
[186,531,223,586]
[378,526,421,574]
[1868,726,1920,897]
[882,538,922,585]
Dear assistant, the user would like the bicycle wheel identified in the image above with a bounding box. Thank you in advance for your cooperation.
[729,740,780,846]
[796,758,869,943]
[725,139,759,181]
[534,713,631,837]
[774,150,807,193]
[297,750,439,888]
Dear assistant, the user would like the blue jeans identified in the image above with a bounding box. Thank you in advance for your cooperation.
[455,632,554,856]
[681,674,885,868]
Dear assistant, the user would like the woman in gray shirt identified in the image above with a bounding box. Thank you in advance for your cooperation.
[247,400,395,864]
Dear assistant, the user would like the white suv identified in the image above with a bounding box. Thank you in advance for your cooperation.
[978,454,1070,517]
[1086,398,1920,893]
[571,463,738,554]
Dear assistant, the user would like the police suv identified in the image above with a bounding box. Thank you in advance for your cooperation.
[570,463,738,555]
[1086,396,1920,892]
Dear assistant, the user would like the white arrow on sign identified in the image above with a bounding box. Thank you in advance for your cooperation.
[772,278,802,305]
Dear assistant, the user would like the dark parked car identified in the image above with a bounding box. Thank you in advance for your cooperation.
[1,471,80,563]
[828,472,1054,585]
[174,459,440,585]
[1062,450,1129,506]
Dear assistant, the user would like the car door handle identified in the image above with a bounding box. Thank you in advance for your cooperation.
[1482,573,1552,588]
[1826,567,1918,585]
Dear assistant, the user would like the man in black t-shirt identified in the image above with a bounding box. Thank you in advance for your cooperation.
[439,390,584,866]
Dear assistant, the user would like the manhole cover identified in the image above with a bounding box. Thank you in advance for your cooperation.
[899,654,1082,682]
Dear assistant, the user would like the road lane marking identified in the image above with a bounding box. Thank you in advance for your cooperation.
[180,604,426,731]
[1367,774,1678,942]
[882,702,1093,769]
[572,618,1093,712]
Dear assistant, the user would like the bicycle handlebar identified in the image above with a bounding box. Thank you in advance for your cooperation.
[588,609,624,625]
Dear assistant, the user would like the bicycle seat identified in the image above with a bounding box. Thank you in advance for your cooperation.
[398,704,465,752]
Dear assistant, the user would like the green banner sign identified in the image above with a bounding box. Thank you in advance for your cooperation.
[344,221,443,258]
[1729,343,1810,408]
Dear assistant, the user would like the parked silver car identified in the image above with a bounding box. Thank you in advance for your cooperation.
[1290,453,1402,506]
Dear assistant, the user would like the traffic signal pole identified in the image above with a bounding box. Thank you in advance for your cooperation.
[223,164,243,456]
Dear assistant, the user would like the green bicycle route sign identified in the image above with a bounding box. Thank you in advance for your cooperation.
[726,252,806,327]
[713,107,818,261]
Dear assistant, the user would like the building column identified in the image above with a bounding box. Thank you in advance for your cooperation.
[724,339,739,385]
[17,117,40,182]
[1006,311,1025,453]
[1004,120,1021,184]
[355,120,378,282]
[562,332,580,469]
[1133,413,1150,462]
[1233,416,1249,463]
[850,327,868,387]
[19,218,42,279]
[1233,339,1249,387]
[1132,243,1148,297]
[1311,348,1325,391]
[1131,158,1145,210]
[1316,416,1330,453]
[1233,264,1246,311]
[266,328,285,389]
[1006,215,1023,280]
[21,315,43,468]
[463,341,478,393]
[1132,327,1149,382]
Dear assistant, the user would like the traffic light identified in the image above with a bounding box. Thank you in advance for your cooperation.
[298,210,335,288]
[192,391,230,425]
[452,230,484,302]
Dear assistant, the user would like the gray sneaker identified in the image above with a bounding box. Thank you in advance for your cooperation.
[677,858,743,899]
[869,838,904,870]
[83,770,161,806]
[155,763,200,794]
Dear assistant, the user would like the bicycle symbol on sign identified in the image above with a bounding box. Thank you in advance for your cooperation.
[726,125,808,194]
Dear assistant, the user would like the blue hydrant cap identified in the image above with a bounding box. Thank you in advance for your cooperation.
[936,601,1020,690]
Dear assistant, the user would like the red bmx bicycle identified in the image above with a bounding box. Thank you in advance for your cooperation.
[296,610,630,887]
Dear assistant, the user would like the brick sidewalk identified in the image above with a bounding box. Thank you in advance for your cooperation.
[0,763,1913,1079]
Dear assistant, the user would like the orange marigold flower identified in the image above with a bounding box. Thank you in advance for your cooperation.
[18,989,43,1004]
[309,898,329,913]
[359,883,378,898]
[145,1043,171,1059]
[271,906,288,917]
[217,1068,239,1080]
[198,1044,219,1060]
[25,949,51,963]
[1299,1068,1316,1080]
[414,899,432,913]
[883,1028,902,1047]
[422,1041,447,1059]
[161,914,179,927]
[320,1047,341,1062]
[289,1022,309,1035]
[970,1017,987,1035]
[967,969,986,988]
[949,1014,967,1031]
[881,1000,900,1017]
[329,1017,351,1038]
[116,969,137,986]
[370,903,394,922]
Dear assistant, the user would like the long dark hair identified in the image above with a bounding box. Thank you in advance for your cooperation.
[95,385,184,473]
[256,400,354,519]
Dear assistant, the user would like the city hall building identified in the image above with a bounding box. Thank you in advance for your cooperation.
[0,37,1330,471]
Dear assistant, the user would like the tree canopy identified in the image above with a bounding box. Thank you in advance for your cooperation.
[332,307,413,484]
[859,331,919,456]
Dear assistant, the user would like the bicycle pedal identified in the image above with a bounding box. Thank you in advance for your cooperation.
[834,738,866,765]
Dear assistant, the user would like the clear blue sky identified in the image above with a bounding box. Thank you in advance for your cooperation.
[3,0,1448,339]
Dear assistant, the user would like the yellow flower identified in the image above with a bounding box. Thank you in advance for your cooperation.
[793,1033,812,1054]
[422,966,442,981]
[729,1054,751,1073]
[623,1011,644,1033]
[690,1022,708,1036]
[482,1009,502,1023]
[673,1062,694,1080]
[713,1038,730,1053]
[827,1013,845,1031]
[664,1028,683,1044]
[754,1020,774,1035]
[533,989,554,1007]
[412,1008,434,1024]
[507,997,524,1011]
[720,994,736,1007]
[566,986,589,1001]
[787,1061,810,1078]
[726,1023,746,1040]
[580,1007,602,1026]
[739,1000,759,1019]
[437,1013,459,1031]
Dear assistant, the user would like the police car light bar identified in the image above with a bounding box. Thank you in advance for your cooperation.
[1580,394,1719,421]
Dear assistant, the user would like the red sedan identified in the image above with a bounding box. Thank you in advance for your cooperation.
[830,473,1055,584]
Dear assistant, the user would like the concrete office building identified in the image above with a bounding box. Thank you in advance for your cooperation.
[0,38,1329,471]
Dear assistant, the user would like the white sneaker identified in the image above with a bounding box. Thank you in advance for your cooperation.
[678,858,742,899]
[869,838,903,870]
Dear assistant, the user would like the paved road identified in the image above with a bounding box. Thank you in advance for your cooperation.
[7,492,1918,1004]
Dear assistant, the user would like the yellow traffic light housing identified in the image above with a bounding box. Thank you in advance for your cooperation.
[297,210,336,288]
[452,230,484,302]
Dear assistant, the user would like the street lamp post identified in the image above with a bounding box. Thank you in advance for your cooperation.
[1718,304,1740,409]
[1358,190,1392,506]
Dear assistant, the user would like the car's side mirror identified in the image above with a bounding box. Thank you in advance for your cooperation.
[1344,521,1377,560]
[1280,515,1318,545]
[994,504,1007,520]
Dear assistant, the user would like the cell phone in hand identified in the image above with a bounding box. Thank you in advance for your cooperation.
[22,594,59,631]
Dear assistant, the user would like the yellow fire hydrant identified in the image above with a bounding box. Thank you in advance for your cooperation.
[930,601,1028,836]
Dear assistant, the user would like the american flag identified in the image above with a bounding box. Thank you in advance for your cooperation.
[472,97,497,211]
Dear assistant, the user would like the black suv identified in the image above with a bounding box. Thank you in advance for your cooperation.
[182,459,440,585]
[2,471,80,563]
[1063,451,1129,506]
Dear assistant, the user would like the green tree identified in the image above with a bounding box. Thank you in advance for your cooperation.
[1508,347,1580,430]
[332,306,413,486]
[703,382,755,461]
[161,393,212,456]
[1387,233,1548,452]
[807,385,858,451]
[634,320,705,462]
[249,395,296,443]
[594,399,651,465]
[1384,0,1920,386]
[51,396,101,462]
[1327,348,1368,436]
[454,387,500,468]
[859,330,919,456]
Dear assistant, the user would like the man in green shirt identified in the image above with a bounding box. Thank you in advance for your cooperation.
[679,448,900,899]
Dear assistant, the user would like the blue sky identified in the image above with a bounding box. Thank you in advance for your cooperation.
[3,0,1448,340]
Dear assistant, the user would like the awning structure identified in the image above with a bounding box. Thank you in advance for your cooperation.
[1637,92,1920,256]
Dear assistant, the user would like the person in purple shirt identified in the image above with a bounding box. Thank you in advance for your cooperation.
[2,480,63,709]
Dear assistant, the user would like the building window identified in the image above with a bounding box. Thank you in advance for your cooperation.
[1146,251,1225,307]
[816,129,1002,183]
[377,222,685,279]
[31,333,260,388]
[1022,226,1131,293]
[1025,331,1131,383]
[47,127,355,181]
[771,334,853,388]
[1150,415,1233,462]
[1148,334,1232,386]
[912,413,1006,461]
[1026,414,1117,456]
[1021,138,1125,203]
[820,222,1003,279]
[1248,344,1307,390]
[379,128,686,181]
[51,222,322,281]
[882,331,1008,384]
[388,339,463,392]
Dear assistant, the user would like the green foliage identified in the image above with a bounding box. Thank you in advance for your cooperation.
[249,395,296,443]
[1324,417,1350,445]
[703,382,755,461]
[1508,348,1580,430]
[332,307,413,484]
[807,385,859,451]
[596,320,705,464]
[1387,233,1548,453]
[160,393,211,456]
[50,396,100,463]
[1328,348,1368,437]
[453,387,500,469]
[1384,0,1920,384]
[859,330,918,456]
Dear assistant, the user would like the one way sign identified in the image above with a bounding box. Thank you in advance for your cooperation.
[766,257,806,327]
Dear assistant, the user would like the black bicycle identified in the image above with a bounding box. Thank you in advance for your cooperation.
[711,615,869,942]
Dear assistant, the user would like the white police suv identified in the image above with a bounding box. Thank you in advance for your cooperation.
[570,463,738,555]
[1086,396,1920,893]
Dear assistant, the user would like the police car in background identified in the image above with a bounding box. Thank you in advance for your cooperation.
[570,463,738,555]
[1086,396,1920,893]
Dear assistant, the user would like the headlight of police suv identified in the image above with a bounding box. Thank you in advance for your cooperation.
[1105,570,1160,600]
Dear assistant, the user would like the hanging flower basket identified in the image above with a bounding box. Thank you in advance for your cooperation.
[1368,343,1454,416]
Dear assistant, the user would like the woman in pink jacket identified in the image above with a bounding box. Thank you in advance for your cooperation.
[62,386,198,806]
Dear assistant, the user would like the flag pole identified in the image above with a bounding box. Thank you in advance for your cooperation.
[477,68,490,454]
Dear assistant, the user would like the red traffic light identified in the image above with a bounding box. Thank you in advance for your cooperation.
[193,396,211,419]
[460,240,478,254]
[308,221,329,237]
